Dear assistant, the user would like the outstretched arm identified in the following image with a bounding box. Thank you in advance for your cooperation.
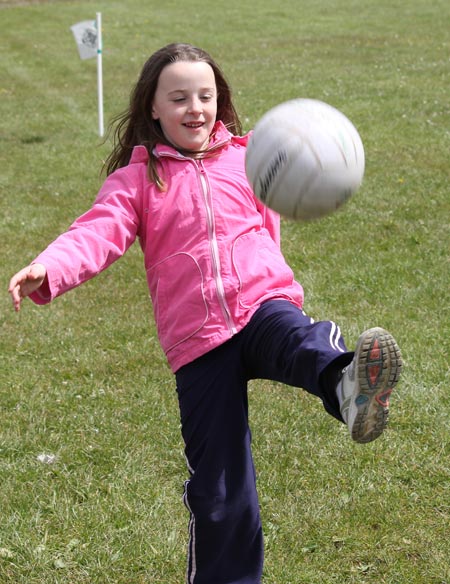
[8,263,47,312]
[7,166,143,309]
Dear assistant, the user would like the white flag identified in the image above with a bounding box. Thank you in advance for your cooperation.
[70,20,98,60]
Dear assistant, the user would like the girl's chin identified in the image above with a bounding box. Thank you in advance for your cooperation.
[179,138,210,152]
[165,129,211,153]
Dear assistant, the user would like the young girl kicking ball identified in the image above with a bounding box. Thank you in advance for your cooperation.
[9,43,402,584]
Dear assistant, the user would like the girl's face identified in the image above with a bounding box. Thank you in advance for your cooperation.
[152,60,218,152]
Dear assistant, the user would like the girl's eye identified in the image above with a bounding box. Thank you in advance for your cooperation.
[171,94,214,104]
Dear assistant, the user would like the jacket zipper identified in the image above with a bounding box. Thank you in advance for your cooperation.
[155,147,237,336]
[196,159,237,336]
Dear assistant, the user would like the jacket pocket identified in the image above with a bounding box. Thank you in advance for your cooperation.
[147,253,208,353]
[232,230,295,308]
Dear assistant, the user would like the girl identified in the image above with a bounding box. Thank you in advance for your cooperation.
[9,43,402,584]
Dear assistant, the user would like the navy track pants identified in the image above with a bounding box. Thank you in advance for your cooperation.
[175,300,353,584]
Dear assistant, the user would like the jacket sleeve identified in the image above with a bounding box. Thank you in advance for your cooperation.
[255,199,281,248]
[29,167,143,305]
[239,130,282,248]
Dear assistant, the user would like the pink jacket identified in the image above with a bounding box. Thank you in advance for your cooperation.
[31,122,304,372]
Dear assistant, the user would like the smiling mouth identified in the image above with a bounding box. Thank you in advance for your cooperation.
[184,122,204,129]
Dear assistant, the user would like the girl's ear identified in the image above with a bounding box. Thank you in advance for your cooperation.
[151,106,159,120]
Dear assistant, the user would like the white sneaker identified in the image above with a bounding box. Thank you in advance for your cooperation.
[338,327,402,443]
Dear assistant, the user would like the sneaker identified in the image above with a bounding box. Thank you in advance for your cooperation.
[338,327,402,443]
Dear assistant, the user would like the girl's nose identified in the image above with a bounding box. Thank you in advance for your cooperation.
[188,96,202,114]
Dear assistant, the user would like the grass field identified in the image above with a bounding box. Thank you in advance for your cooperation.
[1,0,449,582]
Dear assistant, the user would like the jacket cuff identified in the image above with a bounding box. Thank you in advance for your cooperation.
[28,270,52,305]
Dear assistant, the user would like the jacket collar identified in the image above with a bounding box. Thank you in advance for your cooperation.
[129,121,233,165]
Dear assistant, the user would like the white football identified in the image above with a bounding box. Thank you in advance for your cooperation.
[245,98,365,221]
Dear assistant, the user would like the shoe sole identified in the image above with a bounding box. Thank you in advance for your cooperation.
[351,327,402,443]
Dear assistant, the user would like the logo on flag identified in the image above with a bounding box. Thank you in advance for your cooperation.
[70,20,98,60]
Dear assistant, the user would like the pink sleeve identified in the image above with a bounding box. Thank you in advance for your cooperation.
[29,167,143,305]
[241,130,282,247]
[257,200,281,247]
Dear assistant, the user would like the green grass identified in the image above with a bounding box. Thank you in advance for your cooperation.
[1,0,449,582]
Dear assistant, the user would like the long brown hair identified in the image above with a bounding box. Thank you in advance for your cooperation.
[103,43,242,187]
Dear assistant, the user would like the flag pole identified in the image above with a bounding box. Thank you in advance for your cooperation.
[96,12,104,137]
